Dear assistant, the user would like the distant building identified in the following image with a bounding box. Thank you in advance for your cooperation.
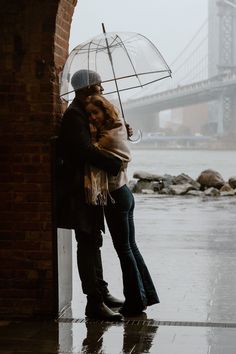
[167,104,208,135]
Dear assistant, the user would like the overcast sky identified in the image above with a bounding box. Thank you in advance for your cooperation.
[69,0,208,65]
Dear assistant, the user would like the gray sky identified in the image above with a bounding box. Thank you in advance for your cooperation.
[69,0,208,65]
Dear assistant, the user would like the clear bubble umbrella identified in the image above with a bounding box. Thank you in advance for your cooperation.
[60,24,172,141]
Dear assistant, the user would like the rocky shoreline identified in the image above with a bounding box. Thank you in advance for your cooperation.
[129,169,236,197]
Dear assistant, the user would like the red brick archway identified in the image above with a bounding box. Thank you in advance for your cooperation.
[0,0,77,318]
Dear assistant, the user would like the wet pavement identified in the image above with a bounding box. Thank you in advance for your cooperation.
[1,194,236,353]
[1,318,236,353]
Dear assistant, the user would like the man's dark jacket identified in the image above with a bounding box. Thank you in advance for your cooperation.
[55,98,122,233]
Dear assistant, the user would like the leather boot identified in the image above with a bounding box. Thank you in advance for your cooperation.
[85,302,123,321]
[119,305,147,316]
[103,292,124,308]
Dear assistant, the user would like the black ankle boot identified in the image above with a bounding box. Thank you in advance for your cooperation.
[119,305,147,316]
[85,302,123,321]
[103,293,124,308]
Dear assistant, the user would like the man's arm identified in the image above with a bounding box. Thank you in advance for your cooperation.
[60,110,122,175]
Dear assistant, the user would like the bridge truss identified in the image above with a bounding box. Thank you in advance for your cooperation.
[124,0,236,138]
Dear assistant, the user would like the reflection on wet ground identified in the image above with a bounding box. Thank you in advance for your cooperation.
[1,318,236,353]
[1,195,236,353]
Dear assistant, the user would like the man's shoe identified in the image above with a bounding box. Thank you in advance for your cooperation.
[85,302,123,321]
[119,305,147,317]
[103,293,124,308]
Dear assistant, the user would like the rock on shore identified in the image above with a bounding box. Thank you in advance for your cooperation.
[129,169,236,197]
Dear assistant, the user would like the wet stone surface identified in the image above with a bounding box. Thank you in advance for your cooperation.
[65,194,236,352]
[1,318,236,353]
[1,194,236,353]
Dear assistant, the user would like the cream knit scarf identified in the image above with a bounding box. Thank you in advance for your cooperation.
[84,119,131,205]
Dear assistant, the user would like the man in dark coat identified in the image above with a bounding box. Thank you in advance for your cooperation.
[56,70,123,320]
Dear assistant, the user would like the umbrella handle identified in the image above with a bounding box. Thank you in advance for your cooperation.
[128,129,142,144]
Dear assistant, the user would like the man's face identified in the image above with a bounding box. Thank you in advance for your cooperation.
[88,83,104,95]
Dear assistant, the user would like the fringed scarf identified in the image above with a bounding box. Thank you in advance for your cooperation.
[84,119,131,206]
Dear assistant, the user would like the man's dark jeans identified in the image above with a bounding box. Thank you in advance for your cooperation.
[105,185,159,310]
[75,229,108,304]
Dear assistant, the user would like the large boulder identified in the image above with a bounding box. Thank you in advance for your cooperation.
[228,176,236,189]
[173,173,200,189]
[169,183,197,195]
[133,170,165,193]
[220,183,233,192]
[220,183,235,196]
[133,180,156,193]
[133,171,163,181]
[162,174,175,188]
[196,169,225,190]
[128,179,137,192]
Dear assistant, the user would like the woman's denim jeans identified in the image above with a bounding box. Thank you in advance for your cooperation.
[105,185,159,310]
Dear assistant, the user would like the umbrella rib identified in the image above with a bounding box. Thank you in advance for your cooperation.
[103,74,172,95]
[115,34,143,88]
[87,40,93,74]
[101,70,171,84]
[60,49,78,98]
[102,23,126,122]
[107,36,123,50]
[60,74,171,99]
[77,37,121,53]
[94,37,104,73]
[139,32,171,73]
[60,72,171,98]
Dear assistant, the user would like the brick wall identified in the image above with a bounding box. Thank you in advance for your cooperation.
[0,0,77,318]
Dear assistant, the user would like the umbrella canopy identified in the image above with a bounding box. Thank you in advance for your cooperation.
[60,29,171,103]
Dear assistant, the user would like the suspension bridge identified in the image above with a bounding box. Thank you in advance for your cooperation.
[123,0,236,142]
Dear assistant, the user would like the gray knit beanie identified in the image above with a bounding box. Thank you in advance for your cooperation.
[71,69,102,91]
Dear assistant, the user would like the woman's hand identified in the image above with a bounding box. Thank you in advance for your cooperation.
[125,123,133,138]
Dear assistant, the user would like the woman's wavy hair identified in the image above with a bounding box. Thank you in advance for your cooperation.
[85,95,119,126]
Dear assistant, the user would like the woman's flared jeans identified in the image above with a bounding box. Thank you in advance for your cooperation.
[105,185,159,310]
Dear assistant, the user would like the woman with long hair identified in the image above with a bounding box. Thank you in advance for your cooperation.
[85,95,159,316]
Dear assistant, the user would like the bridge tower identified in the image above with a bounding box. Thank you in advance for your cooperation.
[208,0,236,136]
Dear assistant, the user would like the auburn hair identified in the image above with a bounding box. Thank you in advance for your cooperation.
[85,95,119,126]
